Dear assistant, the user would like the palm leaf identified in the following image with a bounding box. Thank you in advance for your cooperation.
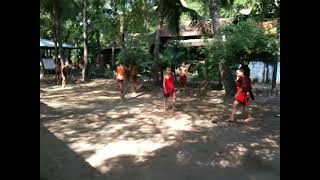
[181,6,212,35]
[159,0,211,35]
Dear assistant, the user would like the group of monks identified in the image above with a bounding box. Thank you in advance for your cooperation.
[164,63,255,122]
[52,59,255,122]
[116,62,255,122]
[54,58,69,88]
[116,62,189,107]
[54,56,83,88]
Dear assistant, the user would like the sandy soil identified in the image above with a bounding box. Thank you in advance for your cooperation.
[40,79,280,180]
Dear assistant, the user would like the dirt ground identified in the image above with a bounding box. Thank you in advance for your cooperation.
[40,79,280,180]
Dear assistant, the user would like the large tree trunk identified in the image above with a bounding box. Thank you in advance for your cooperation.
[57,22,65,66]
[209,0,235,96]
[52,22,59,64]
[52,2,64,66]
[82,0,89,82]
[153,17,163,85]
[219,61,236,97]
[209,0,221,33]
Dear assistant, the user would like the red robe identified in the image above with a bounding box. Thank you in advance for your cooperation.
[164,74,174,94]
[235,76,252,105]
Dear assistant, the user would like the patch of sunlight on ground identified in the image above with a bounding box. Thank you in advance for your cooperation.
[41,79,280,176]
[207,98,224,104]
[81,90,104,95]
[43,85,76,92]
[46,101,90,109]
[137,94,153,98]
[162,115,193,131]
[262,138,279,148]
[86,139,174,168]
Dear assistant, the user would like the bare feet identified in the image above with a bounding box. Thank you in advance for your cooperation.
[244,117,255,122]
[226,117,235,122]
[173,107,177,111]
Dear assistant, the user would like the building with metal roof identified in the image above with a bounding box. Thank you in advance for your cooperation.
[40,38,76,49]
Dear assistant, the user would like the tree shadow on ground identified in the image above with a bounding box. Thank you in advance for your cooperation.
[41,102,279,180]
[40,123,105,180]
[86,120,280,180]
[40,79,279,180]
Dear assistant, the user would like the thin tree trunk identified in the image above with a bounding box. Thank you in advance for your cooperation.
[218,71,222,89]
[111,0,116,67]
[96,31,103,68]
[119,14,125,48]
[82,0,89,81]
[266,62,270,84]
[40,58,46,77]
[96,31,100,51]
[271,60,278,90]
[112,41,115,66]
[262,62,266,83]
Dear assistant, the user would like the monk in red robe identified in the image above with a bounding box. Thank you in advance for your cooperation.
[163,67,176,111]
[179,62,188,92]
[228,67,255,122]
[61,63,68,88]
[116,63,125,96]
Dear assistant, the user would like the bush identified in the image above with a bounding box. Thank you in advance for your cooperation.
[206,19,279,67]
[162,47,185,69]
[116,45,152,75]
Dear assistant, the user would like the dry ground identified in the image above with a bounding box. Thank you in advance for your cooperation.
[40,79,280,180]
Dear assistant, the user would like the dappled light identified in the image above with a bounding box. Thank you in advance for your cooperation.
[41,79,279,179]
[41,0,279,178]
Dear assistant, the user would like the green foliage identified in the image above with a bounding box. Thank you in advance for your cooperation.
[40,0,78,21]
[88,64,106,78]
[116,45,152,74]
[220,0,252,18]
[162,47,185,68]
[40,12,54,39]
[206,19,279,68]
[161,41,200,69]
[194,47,220,81]
[190,0,279,20]
[255,0,279,19]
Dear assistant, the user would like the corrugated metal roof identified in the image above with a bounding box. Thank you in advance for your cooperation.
[40,38,76,49]
[164,38,215,47]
